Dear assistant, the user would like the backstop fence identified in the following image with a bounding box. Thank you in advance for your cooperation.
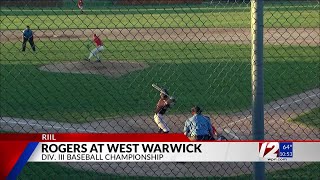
[0,0,319,179]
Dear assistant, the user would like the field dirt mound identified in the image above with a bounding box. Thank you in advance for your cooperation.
[38,60,149,77]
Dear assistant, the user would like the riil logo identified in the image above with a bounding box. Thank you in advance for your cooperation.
[259,142,279,158]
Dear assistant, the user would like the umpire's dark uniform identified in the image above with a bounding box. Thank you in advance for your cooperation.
[22,26,35,52]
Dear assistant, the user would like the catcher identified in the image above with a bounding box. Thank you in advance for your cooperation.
[209,118,228,141]
[154,89,175,133]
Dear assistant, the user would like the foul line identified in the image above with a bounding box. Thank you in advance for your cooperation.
[0,91,319,138]
[222,93,320,139]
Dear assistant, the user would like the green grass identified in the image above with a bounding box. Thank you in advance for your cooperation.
[0,40,319,122]
[18,162,320,179]
[1,40,318,63]
[290,108,320,129]
[1,8,318,29]
[266,163,320,179]
[1,4,318,15]
[1,1,318,12]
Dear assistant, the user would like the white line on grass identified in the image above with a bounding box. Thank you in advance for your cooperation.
[0,91,319,138]
[0,7,247,12]
[222,92,320,139]
[0,5,312,12]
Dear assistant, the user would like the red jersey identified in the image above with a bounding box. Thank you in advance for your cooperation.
[78,0,83,7]
[93,35,103,46]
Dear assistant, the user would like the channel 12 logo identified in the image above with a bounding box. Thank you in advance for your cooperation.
[259,142,293,161]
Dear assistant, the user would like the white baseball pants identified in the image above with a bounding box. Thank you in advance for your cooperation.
[154,113,170,133]
[88,46,104,60]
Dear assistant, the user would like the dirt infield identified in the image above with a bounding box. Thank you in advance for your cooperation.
[1,88,319,177]
[39,60,149,77]
[1,28,319,46]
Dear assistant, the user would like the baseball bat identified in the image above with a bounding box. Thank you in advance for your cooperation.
[152,84,170,97]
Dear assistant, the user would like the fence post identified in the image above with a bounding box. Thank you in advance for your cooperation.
[251,0,265,179]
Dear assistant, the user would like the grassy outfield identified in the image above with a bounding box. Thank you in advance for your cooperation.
[18,162,320,179]
[290,108,320,129]
[0,7,318,29]
[0,40,319,122]
[1,4,318,16]
[1,1,318,13]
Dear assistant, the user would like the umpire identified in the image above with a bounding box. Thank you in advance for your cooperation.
[184,106,214,141]
[22,26,35,52]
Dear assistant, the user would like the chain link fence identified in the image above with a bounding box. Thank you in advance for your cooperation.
[1,0,319,179]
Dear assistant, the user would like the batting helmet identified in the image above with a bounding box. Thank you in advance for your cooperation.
[160,89,169,98]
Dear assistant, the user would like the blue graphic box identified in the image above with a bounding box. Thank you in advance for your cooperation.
[279,142,293,158]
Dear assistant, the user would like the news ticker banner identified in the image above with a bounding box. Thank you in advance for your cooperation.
[1,133,320,179]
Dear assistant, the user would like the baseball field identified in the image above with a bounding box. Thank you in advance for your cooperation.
[0,1,319,178]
